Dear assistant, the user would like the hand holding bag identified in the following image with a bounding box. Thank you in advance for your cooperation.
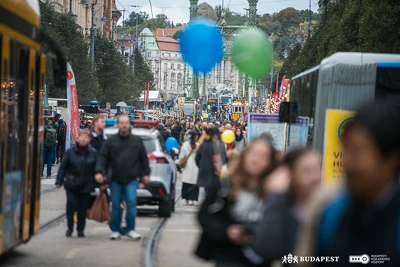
[63,174,84,190]
[179,149,194,168]
[87,189,111,223]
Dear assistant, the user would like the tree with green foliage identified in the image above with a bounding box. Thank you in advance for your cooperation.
[133,47,154,90]
[40,1,100,103]
[281,0,400,78]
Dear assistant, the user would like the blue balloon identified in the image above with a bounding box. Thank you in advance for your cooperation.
[180,18,223,74]
[165,137,179,152]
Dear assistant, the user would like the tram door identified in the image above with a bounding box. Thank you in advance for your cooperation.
[0,36,43,253]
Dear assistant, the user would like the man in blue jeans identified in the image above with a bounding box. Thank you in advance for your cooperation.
[95,115,150,241]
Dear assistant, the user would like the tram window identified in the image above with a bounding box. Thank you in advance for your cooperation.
[375,67,400,111]
[0,35,4,214]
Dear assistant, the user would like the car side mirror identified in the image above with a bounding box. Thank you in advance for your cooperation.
[279,102,298,123]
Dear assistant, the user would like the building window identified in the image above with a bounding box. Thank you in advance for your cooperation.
[177,64,181,70]
[170,73,176,83]
[177,73,183,87]
[164,63,167,70]
[171,63,174,70]
[147,52,151,58]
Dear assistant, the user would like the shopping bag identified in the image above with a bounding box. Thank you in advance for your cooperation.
[87,190,111,223]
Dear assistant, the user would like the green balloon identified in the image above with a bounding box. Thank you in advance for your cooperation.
[231,28,273,79]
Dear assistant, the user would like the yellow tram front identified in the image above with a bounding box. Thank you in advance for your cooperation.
[0,0,66,255]
[231,102,244,122]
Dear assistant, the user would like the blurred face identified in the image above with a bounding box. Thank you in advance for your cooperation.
[95,118,105,131]
[79,133,91,147]
[219,126,224,133]
[225,123,232,130]
[343,126,398,201]
[118,116,131,135]
[292,152,321,199]
[236,129,241,136]
[185,122,190,129]
[243,141,273,177]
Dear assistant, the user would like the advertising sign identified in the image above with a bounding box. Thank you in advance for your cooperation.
[248,113,286,152]
[66,63,80,149]
[322,109,355,184]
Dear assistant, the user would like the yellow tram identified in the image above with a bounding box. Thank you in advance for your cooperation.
[0,0,66,255]
[231,102,244,122]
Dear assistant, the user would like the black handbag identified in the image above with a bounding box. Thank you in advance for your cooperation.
[64,174,84,190]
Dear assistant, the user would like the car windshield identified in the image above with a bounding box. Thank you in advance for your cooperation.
[142,138,156,152]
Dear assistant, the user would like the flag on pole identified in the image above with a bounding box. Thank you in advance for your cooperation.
[66,62,80,150]
[44,83,49,108]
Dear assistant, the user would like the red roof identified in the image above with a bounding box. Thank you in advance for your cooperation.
[155,36,180,52]
[155,26,183,37]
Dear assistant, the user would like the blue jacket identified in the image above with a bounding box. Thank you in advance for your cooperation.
[56,144,98,193]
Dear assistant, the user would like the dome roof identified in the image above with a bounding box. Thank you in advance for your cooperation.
[197,2,218,21]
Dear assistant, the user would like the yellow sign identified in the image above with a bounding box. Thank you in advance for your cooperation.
[323,109,355,184]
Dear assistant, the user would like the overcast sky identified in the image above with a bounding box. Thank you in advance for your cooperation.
[115,0,317,24]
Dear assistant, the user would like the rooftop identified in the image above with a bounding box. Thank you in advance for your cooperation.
[155,36,180,52]
[154,26,183,38]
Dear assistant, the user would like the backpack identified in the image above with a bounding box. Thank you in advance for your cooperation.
[58,125,67,140]
[44,127,57,147]
[318,193,400,256]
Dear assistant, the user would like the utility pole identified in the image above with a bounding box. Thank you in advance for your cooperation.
[247,0,258,27]
[68,0,77,20]
[189,0,199,99]
[308,0,312,38]
[90,1,96,69]
[121,9,126,60]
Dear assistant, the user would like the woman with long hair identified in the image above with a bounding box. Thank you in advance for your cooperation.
[179,130,200,205]
[195,127,226,191]
[196,138,277,267]
[234,128,247,152]
[246,148,321,266]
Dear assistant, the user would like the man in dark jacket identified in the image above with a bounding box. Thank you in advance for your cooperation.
[90,115,107,152]
[171,121,181,141]
[158,123,171,142]
[193,118,202,137]
[95,115,150,241]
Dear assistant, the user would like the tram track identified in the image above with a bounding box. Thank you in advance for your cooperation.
[142,195,182,267]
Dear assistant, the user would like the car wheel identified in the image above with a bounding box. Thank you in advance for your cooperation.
[158,196,172,218]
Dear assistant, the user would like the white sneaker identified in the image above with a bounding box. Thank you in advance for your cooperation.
[127,230,141,241]
[109,232,121,240]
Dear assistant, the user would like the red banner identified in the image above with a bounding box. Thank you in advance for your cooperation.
[144,80,151,108]
[67,63,80,143]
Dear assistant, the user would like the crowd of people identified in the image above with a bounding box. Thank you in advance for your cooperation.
[50,101,400,267]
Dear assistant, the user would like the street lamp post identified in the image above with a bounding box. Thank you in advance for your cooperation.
[68,0,77,20]
[80,0,97,69]
[90,3,95,68]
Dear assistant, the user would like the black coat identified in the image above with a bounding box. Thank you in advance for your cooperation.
[196,181,256,266]
[171,126,182,141]
[159,129,171,143]
[95,133,150,184]
[56,144,98,193]
[90,130,107,152]
[195,139,226,189]
[249,193,298,267]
